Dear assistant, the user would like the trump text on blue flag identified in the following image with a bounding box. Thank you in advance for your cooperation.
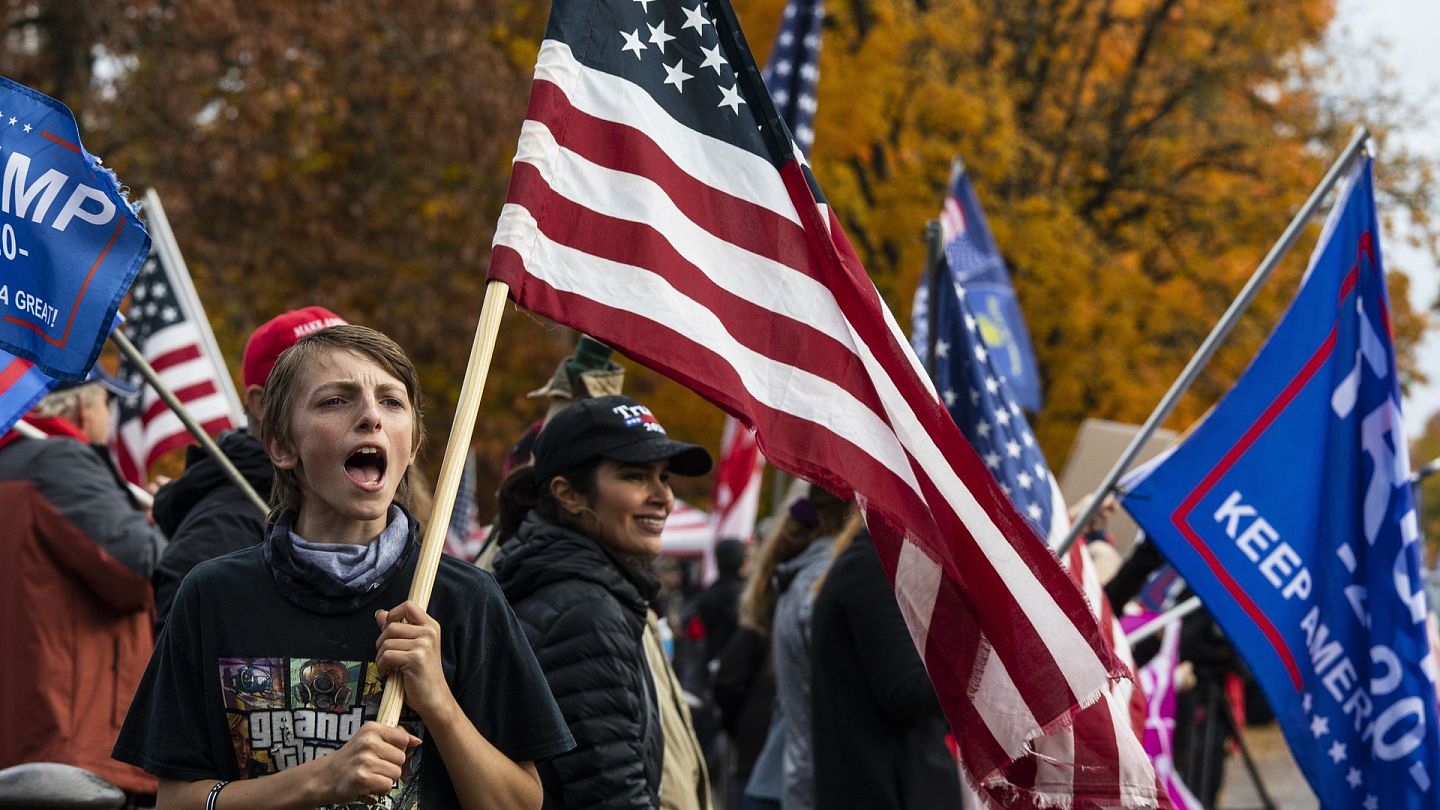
[1124,159,1439,809]
[0,77,148,380]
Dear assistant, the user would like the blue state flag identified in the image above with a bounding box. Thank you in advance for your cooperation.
[1122,157,1440,809]
[0,77,149,380]
[913,160,1043,411]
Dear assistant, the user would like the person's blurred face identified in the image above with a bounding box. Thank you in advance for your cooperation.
[739,545,755,579]
[78,385,111,444]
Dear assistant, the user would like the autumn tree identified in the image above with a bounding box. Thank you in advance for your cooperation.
[1415,411,1440,563]
[0,0,1432,513]
[736,0,1435,462]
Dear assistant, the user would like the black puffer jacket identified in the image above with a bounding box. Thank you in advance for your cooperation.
[151,428,274,629]
[495,513,663,810]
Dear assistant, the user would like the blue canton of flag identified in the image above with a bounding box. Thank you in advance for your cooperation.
[1137,560,1184,613]
[924,266,1057,538]
[760,0,822,157]
[1122,157,1440,810]
[0,77,149,380]
[913,160,1043,411]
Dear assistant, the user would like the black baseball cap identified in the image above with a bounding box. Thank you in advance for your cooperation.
[532,395,713,484]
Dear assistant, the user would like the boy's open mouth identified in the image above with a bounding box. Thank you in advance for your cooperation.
[344,446,387,487]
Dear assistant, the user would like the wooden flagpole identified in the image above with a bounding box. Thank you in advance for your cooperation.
[377,280,510,727]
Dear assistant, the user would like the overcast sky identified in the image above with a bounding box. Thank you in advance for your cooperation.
[1330,0,1440,439]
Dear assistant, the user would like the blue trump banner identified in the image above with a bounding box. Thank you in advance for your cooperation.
[1123,157,1440,809]
[0,77,148,380]
[913,160,1043,411]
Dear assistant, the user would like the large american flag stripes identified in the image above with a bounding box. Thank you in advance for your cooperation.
[488,1,1131,805]
[921,217,1160,804]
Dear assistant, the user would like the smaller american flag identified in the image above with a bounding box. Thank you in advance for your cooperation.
[444,449,487,562]
[700,415,764,582]
[760,0,823,156]
[111,234,240,485]
[923,278,1055,535]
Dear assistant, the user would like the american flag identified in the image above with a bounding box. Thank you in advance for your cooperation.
[699,0,825,583]
[701,415,764,581]
[111,207,241,485]
[760,0,822,156]
[660,499,718,557]
[444,449,487,562]
[917,278,1055,535]
[487,1,1137,805]
[920,263,1163,804]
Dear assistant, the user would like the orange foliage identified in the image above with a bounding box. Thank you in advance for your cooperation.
[0,0,1431,513]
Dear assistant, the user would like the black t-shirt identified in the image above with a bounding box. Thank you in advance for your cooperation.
[114,542,574,810]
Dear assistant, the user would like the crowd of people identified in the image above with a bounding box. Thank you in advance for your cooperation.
[0,308,980,810]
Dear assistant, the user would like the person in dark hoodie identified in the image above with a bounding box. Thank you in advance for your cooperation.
[151,306,345,628]
[494,395,714,810]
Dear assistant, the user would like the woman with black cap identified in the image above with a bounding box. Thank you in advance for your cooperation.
[494,395,714,810]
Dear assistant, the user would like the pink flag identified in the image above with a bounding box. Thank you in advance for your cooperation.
[1125,615,1204,810]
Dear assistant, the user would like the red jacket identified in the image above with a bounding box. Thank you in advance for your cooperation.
[0,423,158,794]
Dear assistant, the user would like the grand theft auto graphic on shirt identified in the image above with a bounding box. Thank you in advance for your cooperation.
[219,656,423,810]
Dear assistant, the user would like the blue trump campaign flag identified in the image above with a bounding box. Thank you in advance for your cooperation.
[0,77,149,381]
[1123,157,1440,809]
[913,160,1043,411]
[0,348,55,435]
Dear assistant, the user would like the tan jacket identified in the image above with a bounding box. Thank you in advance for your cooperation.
[643,610,711,810]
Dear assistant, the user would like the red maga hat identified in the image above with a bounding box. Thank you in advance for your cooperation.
[241,306,347,389]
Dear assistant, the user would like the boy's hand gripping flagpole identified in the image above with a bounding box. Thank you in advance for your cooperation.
[109,330,268,515]
[377,280,510,727]
[1058,125,1372,556]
